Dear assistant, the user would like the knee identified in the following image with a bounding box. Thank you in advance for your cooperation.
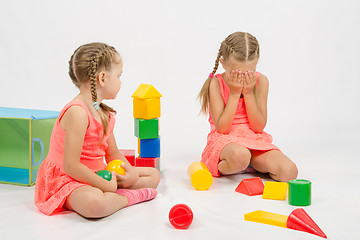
[277,161,298,182]
[150,168,161,188]
[82,197,108,218]
[228,147,251,170]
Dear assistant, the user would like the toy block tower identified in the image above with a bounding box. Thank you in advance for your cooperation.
[132,84,162,170]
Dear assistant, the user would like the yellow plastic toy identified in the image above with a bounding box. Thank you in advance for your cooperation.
[133,98,161,119]
[262,181,288,200]
[187,162,213,191]
[132,84,162,120]
[244,210,288,228]
[105,159,126,176]
[132,84,162,99]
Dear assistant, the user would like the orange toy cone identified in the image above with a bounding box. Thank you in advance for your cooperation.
[287,208,327,239]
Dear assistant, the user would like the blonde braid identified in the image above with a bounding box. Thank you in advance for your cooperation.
[87,50,111,139]
[89,51,103,105]
[198,49,221,114]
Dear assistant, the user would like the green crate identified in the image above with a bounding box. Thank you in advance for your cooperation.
[0,107,59,186]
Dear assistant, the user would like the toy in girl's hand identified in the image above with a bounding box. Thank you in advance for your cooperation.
[106,159,126,175]
[96,170,112,181]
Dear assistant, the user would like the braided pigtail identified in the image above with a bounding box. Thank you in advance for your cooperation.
[88,50,113,139]
[198,50,221,114]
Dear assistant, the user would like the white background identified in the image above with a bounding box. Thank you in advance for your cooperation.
[0,1,360,239]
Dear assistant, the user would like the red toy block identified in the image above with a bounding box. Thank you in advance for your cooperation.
[169,204,193,229]
[135,156,160,170]
[235,177,264,196]
[119,149,135,166]
[287,208,327,239]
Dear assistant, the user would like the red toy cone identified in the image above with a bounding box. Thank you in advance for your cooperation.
[287,208,327,239]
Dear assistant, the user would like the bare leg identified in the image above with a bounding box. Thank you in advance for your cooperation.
[64,186,128,218]
[128,167,160,189]
[218,143,251,175]
[251,150,298,182]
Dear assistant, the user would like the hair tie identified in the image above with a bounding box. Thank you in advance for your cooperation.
[93,101,99,111]
[209,73,214,78]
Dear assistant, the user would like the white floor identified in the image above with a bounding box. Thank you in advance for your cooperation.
[0,143,359,240]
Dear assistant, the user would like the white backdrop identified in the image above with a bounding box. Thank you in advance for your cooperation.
[0,0,359,169]
[1,1,360,239]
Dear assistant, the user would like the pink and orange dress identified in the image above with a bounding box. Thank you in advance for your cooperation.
[34,101,115,215]
[201,73,280,177]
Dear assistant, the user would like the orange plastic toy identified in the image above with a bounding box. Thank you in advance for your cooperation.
[105,159,126,175]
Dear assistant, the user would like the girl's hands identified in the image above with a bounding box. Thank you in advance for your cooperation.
[242,70,256,96]
[108,171,118,192]
[226,70,244,96]
[116,163,139,188]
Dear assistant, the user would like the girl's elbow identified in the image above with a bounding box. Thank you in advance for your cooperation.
[250,123,266,133]
[252,128,264,133]
[63,161,76,176]
[216,126,230,134]
[63,164,72,176]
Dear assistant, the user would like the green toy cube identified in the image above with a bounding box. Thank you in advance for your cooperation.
[134,118,159,139]
[0,107,59,186]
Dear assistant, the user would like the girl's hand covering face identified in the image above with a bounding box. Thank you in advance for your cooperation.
[241,70,256,96]
[226,70,244,96]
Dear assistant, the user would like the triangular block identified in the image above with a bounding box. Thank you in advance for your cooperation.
[287,208,327,239]
[235,177,264,196]
[132,84,162,99]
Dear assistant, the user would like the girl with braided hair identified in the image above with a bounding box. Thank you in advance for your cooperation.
[199,32,298,182]
[35,42,159,218]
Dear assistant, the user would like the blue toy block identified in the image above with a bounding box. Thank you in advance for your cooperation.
[140,137,160,158]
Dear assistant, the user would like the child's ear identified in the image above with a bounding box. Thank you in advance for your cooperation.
[219,58,225,69]
[97,71,106,87]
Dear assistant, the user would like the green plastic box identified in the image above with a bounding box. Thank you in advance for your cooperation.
[134,118,159,139]
[0,107,59,186]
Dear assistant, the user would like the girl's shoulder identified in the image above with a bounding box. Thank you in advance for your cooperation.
[59,101,90,130]
[257,72,269,88]
[209,74,222,93]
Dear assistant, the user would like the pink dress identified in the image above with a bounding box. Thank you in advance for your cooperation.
[34,101,115,215]
[201,74,279,177]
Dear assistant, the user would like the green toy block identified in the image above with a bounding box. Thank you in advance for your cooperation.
[134,118,159,139]
[0,107,58,186]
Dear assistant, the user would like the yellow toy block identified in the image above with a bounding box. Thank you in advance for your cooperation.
[132,84,162,99]
[244,210,288,228]
[133,98,161,119]
[262,181,288,200]
[132,84,162,119]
